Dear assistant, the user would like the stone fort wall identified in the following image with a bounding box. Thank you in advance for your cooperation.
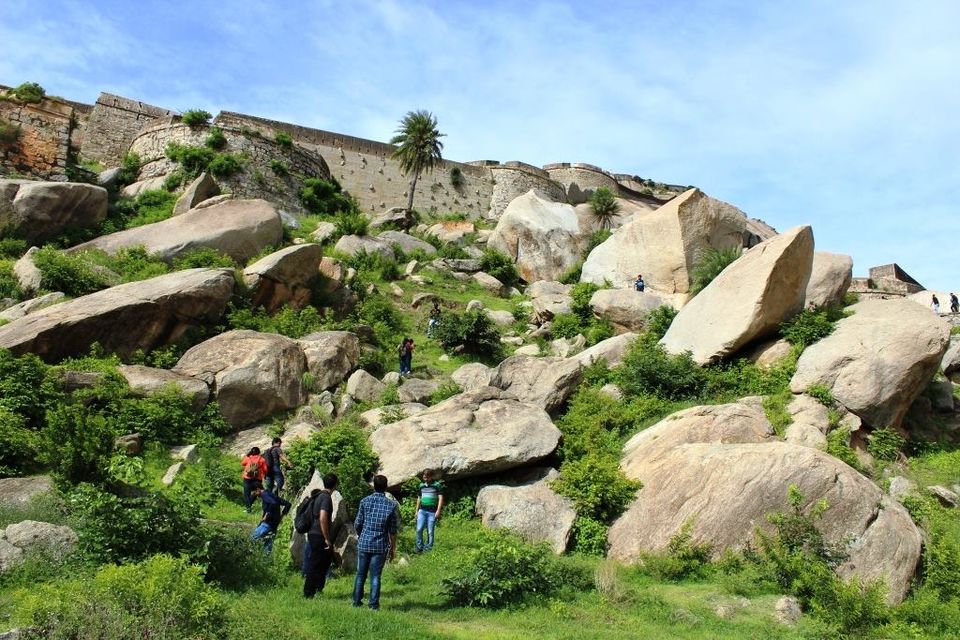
[544,162,621,205]
[0,86,73,181]
[488,162,567,219]
[80,93,174,166]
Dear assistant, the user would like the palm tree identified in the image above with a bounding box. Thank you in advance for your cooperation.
[588,187,620,230]
[390,110,445,212]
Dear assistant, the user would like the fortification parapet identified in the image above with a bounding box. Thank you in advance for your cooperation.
[129,120,330,214]
[544,162,620,205]
[488,162,566,219]
[0,86,74,181]
[80,92,175,167]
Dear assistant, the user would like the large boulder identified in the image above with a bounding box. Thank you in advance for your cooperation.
[288,470,352,570]
[426,221,475,244]
[377,231,436,256]
[172,172,220,216]
[0,268,235,362]
[297,331,360,392]
[475,468,576,554]
[570,333,638,368]
[580,188,748,305]
[490,355,583,414]
[71,199,282,263]
[0,292,66,322]
[369,387,561,486]
[117,364,210,411]
[345,369,386,403]
[488,191,590,283]
[527,281,573,321]
[173,330,308,429]
[791,299,951,428]
[0,180,108,243]
[359,403,428,429]
[589,289,665,333]
[333,234,395,260]
[451,363,494,392]
[398,378,443,404]
[243,243,324,312]
[942,337,960,382]
[0,520,78,572]
[660,226,814,365]
[609,402,922,604]
[805,252,853,309]
[0,476,53,508]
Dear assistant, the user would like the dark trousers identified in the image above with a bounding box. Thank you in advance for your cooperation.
[264,471,284,494]
[303,533,333,598]
[242,478,260,511]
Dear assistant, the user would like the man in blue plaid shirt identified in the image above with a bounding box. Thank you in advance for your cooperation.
[352,474,399,610]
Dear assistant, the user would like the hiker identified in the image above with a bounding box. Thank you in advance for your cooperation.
[241,447,268,513]
[427,302,441,337]
[353,475,399,610]
[951,292,959,314]
[634,274,645,292]
[263,437,291,494]
[414,469,444,553]
[303,473,339,598]
[932,294,941,314]
[251,483,291,553]
[398,337,414,376]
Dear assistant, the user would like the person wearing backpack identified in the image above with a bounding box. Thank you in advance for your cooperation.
[302,473,339,599]
[263,437,291,494]
[251,483,291,553]
[241,447,268,513]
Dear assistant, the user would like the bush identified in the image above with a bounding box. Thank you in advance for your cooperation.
[640,520,713,581]
[867,427,905,462]
[479,248,520,288]
[779,308,841,347]
[204,126,227,150]
[115,151,141,187]
[274,131,293,148]
[0,349,61,431]
[433,308,502,358]
[0,260,23,301]
[614,333,705,400]
[825,428,862,471]
[550,313,583,339]
[12,81,45,103]
[689,247,741,295]
[269,159,289,176]
[449,166,464,188]
[334,211,369,236]
[0,118,20,145]
[286,422,379,507]
[569,515,608,555]
[806,383,835,406]
[299,177,354,216]
[207,152,243,178]
[165,141,215,177]
[0,407,41,477]
[429,381,461,405]
[0,237,27,259]
[32,246,108,297]
[441,531,562,607]
[552,454,641,523]
[645,305,677,340]
[588,187,620,230]
[172,247,236,270]
[199,525,285,590]
[126,189,178,227]
[16,554,226,639]
[181,109,212,126]
[227,304,328,339]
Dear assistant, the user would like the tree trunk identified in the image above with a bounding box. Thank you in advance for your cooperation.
[406,173,419,213]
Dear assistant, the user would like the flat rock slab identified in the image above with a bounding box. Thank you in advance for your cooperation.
[589,288,664,332]
[117,364,210,410]
[243,243,324,312]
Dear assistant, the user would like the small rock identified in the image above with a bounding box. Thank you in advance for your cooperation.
[382,371,401,386]
[161,462,184,486]
[775,596,802,625]
[928,485,960,508]
[114,433,143,456]
[888,476,916,501]
[466,299,484,312]
[514,344,540,357]
[171,444,198,463]
[600,384,623,401]
[389,283,404,297]
[501,336,524,346]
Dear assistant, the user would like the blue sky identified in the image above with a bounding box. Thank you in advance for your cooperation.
[3,0,958,289]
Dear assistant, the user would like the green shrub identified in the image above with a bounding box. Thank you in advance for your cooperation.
[0,350,61,431]
[32,246,108,297]
[0,407,41,477]
[269,158,289,176]
[550,313,583,340]
[645,305,677,340]
[762,391,793,437]
[299,177,353,216]
[86,246,168,282]
[181,109,212,126]
[165,141,215,177]
[779,308,841,347]
[806,383,835,406]
[449,166,464,188]
[162,168,186,191]
[115,151,142,187]
[0,259,23,300]
[441,531,562,607]
[569,515,608,555]
[433,308,502,358]
[640,520,713,581]
[286,422,379,507]
[588,187,620,230]
[614,333,705,400]
[825,428,862,470]
[334,211,369,237]
[199,525,284,590]
[12,81,45,103]
[0,237,27,259]
[689,247,741,295]
[227,304,328,339]
[204,126,227,150]
[552,454,641,523]
[479,248,520,288]
[125,188,178,227]
[172,247,236,270]
[207,152,243,178]
[0,118,20,145]
[867,427,905,462]
[274,131,293,148]
[429,381,461,405]
[15,553,225,639]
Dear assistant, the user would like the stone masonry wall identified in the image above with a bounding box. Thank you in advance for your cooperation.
[544,163,621,205]
[0,91,73,181]
[129,120,331,215]
[488,163,567,219]
[80,93,174,167]
[215,112,494,218]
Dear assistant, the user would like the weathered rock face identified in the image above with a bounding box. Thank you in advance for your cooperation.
[805,252,853,309]
[451,362,494,392]
[243,243,324,312]
[0,292,66,322]
[0,476,53,508]
[475,468,576,554]
[345,369,386,403]
[784,394,830,450]
[744,337,794,371]
[0,179,108,243]
[609,402,922,604]
[377,230,436,256]
[661,226,814,365]
[398,378,442,404]
[472,272,505,296]
[488,191,590,283]
[297,331,360,392]
[71,198,283,263]
[942,337,960,383]
[589,289,665,333]
[173,330,308,429]
[427,221,475,244]
[172,172,220,216]
[491,355,583,414]
[570,333,638,368]
[791,299,951,428]
[288,470,352,570]
[333,234,395,260]
[12,247,42,295]
[369,387,561,486]
[370,207,416,231]
[580,188,748,304]
[117,364,210,411]
[359,403,428,429]
[0,520,78,572]
[0,268,235,362]
[527,281,573,321]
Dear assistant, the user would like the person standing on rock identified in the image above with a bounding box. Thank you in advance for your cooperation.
[263,437,291,494]
[414,469,444,553]
[251,483,291,553]
[353,475,399,610]
[951,292,959,314]
[303,473,338,599]
[241,447,268,513]
[932,294,941,314]
[634,274,645,292]
[398,337,414,376]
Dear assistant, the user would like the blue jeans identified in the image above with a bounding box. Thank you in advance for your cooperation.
[416,509,437,551]
[251,522,277,553]
[264,471,284,494]
[353,551,387,609]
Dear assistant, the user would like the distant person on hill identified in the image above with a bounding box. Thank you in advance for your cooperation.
[263,437,291,494]
[303,473,338,599]
[251,483,291,554]
[634,274,645,292]
[414,469,444,553]
[427,302,441,337]
[353,474,399,610]
[951,292,959,314]
[241,447,268,513]
[398,337,415,375]
[932,294,941,314]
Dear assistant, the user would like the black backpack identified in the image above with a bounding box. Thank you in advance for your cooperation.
[294,493,318,534]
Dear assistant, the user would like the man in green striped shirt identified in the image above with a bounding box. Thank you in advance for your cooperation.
[414,469,444,552]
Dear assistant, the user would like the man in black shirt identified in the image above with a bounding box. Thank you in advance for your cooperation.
[263,437,291,494]
[251,483,291,553]
[303,473,339,598]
